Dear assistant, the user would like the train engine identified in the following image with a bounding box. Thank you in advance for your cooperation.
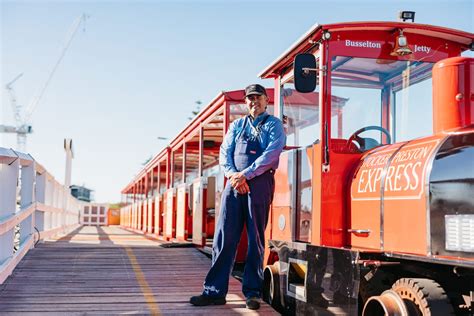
[259,17,474,315]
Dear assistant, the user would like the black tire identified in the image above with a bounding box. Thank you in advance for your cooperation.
[391,278,455,316]
[263,262,283,311]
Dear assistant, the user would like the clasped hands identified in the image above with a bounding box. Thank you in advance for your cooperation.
[229,172,250,194]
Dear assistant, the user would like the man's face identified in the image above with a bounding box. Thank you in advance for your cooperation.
[245,94,268,118]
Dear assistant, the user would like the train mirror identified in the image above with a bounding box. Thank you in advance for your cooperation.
[294,53,317,93]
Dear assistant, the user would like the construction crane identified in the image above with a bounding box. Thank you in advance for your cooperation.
[1,13,89,152]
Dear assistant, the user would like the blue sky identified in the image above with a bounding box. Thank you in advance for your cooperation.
[1,0,472,202]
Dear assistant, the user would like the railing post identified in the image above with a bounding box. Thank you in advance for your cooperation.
[19,161,35,244]
[53,182,59,229]
[44,178,50,230]
[0,157,19,264]
[35,172,46,231]
[54,182,59,228]
[60,185,66,232]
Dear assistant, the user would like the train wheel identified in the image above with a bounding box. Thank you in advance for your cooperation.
[362,289,409,316]
[263,262,282,311]
[391,278,454,316]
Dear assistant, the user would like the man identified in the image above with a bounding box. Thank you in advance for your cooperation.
[190,84,286,310]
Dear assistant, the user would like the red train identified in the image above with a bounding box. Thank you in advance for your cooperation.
[259,17,473,315]
[121,14,473,315]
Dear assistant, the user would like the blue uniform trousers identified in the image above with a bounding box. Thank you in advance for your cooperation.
[202,170,274,299]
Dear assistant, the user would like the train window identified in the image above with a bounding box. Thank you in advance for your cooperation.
[330,56,434,151]
[172,147,184,187]
[330,56,383,152]
[392,71,433,142]
[296,148,312,242]
[461,50,474,58]
[185,143,200,183]
[158,161,167,194]
[281,78,321,147]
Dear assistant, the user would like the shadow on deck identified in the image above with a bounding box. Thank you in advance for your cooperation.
[0,226,279,315]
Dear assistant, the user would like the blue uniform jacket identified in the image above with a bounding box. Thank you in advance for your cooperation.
[219,112,286,180]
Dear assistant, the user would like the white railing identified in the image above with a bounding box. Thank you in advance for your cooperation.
[0,147,84,284]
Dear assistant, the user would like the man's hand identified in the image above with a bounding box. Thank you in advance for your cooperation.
[229,172,250,194]
[234,180,250,194]
[230,172,246,188]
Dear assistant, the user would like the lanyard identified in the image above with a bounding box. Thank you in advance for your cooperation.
[247,114,270,137]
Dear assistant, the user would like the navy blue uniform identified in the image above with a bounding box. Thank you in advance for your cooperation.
[202,112,286,299]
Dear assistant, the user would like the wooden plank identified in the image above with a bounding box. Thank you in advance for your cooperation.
[0,226,279,315]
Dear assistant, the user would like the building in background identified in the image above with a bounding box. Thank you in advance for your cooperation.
[81,203,108,226]
[70,185,94,202]
[80,203,122,226]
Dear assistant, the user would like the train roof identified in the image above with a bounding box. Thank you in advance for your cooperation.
[259,21,474,79]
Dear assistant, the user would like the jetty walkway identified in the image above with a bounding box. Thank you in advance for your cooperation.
[0,226,279,315]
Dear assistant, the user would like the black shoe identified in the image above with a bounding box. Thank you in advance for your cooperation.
[246,297,261,310]
[190,294,226,306]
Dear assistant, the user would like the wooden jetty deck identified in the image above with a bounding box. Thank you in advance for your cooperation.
[0,226,280,315]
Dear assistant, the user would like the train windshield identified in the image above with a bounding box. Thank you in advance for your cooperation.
[280,79,321,147]
[330,56,434,152]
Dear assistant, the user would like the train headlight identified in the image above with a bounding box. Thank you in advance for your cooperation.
[399,11,416,23]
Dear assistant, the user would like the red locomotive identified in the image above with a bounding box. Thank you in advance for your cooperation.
[259,14,473,315]
[121,12,473,316]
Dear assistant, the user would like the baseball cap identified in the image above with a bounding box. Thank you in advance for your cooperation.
[245,84,267,97]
